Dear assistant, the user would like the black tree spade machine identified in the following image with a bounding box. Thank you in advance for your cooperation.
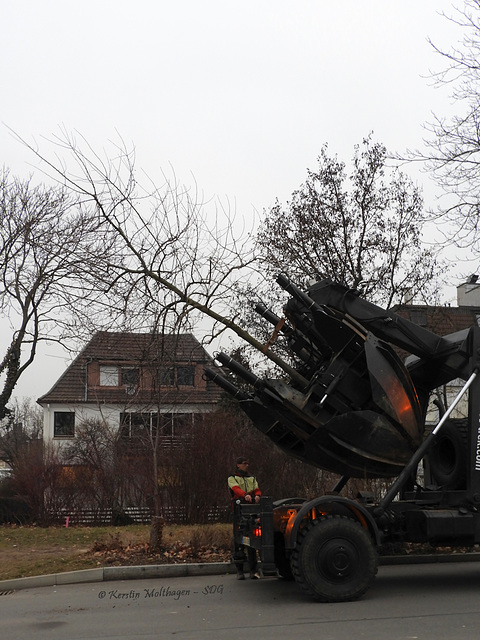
[205,275,480,601]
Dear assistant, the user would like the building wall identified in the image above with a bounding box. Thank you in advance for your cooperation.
[457,282,480,308]
[424,379,468,428]
[43,401,217,456]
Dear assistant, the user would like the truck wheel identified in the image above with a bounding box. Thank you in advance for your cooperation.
[291,515,377,602]
[429,419,468,490]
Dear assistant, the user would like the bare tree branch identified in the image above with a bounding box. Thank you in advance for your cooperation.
[14,130,308,387]
[253,136,444,311]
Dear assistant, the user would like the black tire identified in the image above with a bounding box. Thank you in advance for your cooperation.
[429,418,468,490]
[291,515,378,602]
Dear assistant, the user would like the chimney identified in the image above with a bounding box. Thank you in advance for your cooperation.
[457,275,480,306]
[403,288,414,305]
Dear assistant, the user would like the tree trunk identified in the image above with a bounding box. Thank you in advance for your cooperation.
[149,516,165,552]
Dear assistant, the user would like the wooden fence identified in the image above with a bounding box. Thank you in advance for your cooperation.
[52,505,230,526]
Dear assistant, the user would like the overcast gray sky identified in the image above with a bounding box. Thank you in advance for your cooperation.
[0,1,467,400]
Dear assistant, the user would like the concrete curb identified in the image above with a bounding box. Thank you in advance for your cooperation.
[378,552,480,566]
[0,562,236,592]
[2,554,480,592]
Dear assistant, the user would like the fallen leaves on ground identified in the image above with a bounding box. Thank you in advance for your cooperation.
[89,539,232,567]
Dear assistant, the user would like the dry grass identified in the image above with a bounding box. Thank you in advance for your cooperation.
[0,523,232,582]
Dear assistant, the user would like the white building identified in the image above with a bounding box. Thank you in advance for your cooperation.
[38,332,222,456]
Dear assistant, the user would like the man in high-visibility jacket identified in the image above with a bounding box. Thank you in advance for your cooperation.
[228,456,262,580]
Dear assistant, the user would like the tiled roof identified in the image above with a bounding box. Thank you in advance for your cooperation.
[37,332,222,406]
[391,303,480,364]
[393,304,480,337]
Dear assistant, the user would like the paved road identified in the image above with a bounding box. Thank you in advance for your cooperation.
[1,562,480,640]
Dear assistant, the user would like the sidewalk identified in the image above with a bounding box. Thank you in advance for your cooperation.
[2,553,480,592]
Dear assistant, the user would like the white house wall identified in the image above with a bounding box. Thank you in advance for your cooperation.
[424,380,468,429]
[43,402,217,455]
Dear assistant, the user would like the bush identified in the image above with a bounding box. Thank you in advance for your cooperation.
[0,496,32,524]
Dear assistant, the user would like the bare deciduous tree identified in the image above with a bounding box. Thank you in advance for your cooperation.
[0,169,111,418]
[63,418,126,516]
[0,397,43,470]
[18,130,307,386]
[255,136,444,309]
[417,1,480,251]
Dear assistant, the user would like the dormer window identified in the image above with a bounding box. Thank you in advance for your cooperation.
[99,365,119,386]
[121,367,140,386]
[158,365,195,386]
[177,365,195,386]
[159,366,175,386]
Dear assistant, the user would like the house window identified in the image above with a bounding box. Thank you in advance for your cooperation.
[159,413,174,437]
[158,413,194,436]
[157,365,195,387]
[159,366,174,386]
[120,412,158,439]
[174,413,194,436]
[177,365,195,386]
[54,412,75,437]
[121,367,140,387]
[100,365,119,386]
[119,412,195,440]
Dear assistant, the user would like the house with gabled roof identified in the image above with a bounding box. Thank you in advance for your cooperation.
[38,331,222,454]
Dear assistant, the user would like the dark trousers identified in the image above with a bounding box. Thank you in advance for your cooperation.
[231,499,258,574]
[233,541,257,573]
